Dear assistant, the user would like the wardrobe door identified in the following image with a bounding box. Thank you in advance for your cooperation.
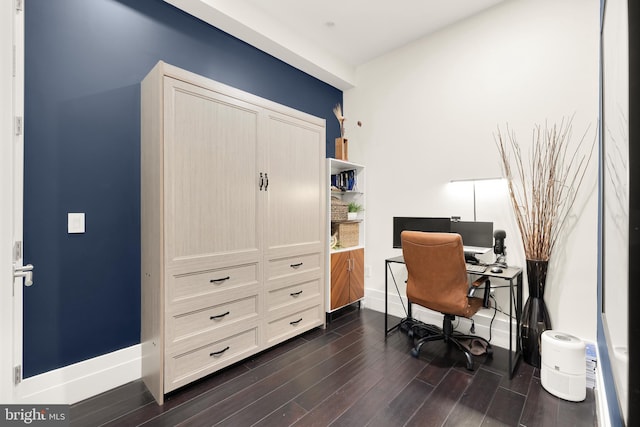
[163,77,262,272]
[262,111,325,259]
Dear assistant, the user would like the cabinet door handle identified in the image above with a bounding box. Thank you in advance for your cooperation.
[264,173,269,190]
[290,262,303,268]
[289,318,303,326]
[259,172,264,190]
[210,276,230,284]
[210,311,230,320]
[290,290,303,297]
[210,346,230,357]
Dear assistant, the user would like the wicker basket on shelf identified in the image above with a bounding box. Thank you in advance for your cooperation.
[332,222,359,248]
[330,197,348,221]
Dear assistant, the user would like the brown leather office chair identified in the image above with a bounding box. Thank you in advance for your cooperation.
[401,230,492,369]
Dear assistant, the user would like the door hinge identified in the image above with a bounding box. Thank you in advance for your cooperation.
[14,365,21,385]
[15,116,23,136]
[16,0,23,12]
[13,241,22,262]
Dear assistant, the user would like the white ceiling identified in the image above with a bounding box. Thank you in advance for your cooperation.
[164,0,508,89]
[242,0,508,66]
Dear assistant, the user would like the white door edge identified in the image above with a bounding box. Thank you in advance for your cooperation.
[1,0,25,404]
[0,0,15,403]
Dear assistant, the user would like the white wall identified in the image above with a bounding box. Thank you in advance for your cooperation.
[344,0,600,342]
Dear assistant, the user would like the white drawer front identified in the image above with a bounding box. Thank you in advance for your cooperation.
[167,294,259,348]
[168,263,258,306]
[267,253,320,281]
[266,304,323,344]
[266,278,321,312]
[165,326,259,392]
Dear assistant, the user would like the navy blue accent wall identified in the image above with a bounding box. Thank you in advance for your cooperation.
[24,0,342,377]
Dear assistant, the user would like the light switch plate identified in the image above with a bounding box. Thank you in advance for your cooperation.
[68,213,85,234]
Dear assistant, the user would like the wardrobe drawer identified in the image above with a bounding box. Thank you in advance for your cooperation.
[168,263,258,305]
[166,294,259,348]
[267,253,320,281]
[165,326,259,392]
[266,304,323,344]
[266,278,321,312]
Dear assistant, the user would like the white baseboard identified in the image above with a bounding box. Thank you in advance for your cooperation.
[365,287,516,350]
[15,345,141,405]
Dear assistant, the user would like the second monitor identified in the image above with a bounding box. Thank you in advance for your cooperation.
[450,220,493,254]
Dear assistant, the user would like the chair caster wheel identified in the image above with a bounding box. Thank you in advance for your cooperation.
[410,348,420,358]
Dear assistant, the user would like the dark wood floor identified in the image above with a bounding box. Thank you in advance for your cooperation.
[69,308,597,426]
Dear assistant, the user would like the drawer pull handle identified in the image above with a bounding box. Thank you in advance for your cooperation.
[289,318,303,326]
[210,346,230,357]
[210,311,230,320]
[210,276,230,284]
[290,262,303,268]
[290,291,303,297]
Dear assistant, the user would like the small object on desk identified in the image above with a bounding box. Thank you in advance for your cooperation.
[466,264,487,273]
[490,266,503,273]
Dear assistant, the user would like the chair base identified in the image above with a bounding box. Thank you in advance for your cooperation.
[399,317,440,339]
[405,315,492,370]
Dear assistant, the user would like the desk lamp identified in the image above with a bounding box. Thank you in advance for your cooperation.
[448,177,502,221]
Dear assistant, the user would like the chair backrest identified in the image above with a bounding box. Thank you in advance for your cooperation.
[401,230,470,316]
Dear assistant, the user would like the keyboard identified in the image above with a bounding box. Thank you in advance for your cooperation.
[466,264,487,273]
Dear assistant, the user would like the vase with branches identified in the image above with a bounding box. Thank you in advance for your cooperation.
[333,103,348,160]
[495,115,594,367]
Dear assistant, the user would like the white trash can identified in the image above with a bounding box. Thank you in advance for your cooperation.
[540,330,586,402]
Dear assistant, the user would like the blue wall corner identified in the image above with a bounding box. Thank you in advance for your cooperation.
[24,0,342,377]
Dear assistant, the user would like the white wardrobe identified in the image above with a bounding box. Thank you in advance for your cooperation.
[141,62,326,404]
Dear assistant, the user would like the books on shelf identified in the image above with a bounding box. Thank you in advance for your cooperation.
[331,169,357,191]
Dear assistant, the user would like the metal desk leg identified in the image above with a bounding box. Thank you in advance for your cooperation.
[509,277,514,377]
[516,273,523,354]
[507,272,523,378]
[385,260,389,337]
[384,259,405,336]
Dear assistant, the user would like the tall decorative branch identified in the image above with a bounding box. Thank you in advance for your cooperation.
[495,116,594,261]
[333,103,346,139]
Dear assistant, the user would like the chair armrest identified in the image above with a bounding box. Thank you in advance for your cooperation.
[469,276,491,308]
[471,276,489,287]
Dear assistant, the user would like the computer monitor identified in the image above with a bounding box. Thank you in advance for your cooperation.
[450,221,493,254]
[392,217,451,248]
